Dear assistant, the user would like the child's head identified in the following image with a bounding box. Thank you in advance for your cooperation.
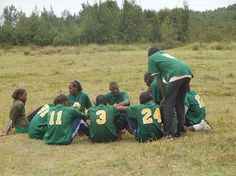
[139,91,152,104]
[12,88,27,103]
[109,81,119,97]
[148,48,160,57]
[96,95,107,106]
[54,94,68,106]
[144,72,153,87]
[69,80,82,95]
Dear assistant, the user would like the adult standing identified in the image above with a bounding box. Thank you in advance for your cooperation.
[147,48,193,138]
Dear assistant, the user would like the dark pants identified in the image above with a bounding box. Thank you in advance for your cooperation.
[126,116,137,135]
[163,77,191,134]
[27,106,43,121]
[71,117,90,137]
[114,113,128,133]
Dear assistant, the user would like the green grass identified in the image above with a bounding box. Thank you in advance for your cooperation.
[0,44,236,176]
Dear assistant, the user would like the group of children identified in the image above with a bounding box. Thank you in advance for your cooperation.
[0,48,212,144]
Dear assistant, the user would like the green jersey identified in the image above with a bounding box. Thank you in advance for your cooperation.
[148,51,192,82]
[88,104,120,142]
[28,104,54,139]
[184,91,206,125]
[104,91,129,105]
[126,102,163,142]
[67,91,92,113]
[43,104,84,145]
[150,79,168,104]
[9,100,29,128]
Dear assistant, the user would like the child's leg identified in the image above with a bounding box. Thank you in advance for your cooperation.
[0,120,14,136]
[189,120,212,131]
[71,117,90,138]
[125,116,138,135]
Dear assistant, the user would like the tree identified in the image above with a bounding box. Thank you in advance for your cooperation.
[119,0,145,43]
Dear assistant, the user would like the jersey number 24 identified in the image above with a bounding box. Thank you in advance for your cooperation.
[142,108,161,124]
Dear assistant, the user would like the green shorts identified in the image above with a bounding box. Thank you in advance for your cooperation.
[15,127,28,133]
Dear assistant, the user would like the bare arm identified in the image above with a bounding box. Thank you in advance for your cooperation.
[114,104,127,112]
[118,99,130,106]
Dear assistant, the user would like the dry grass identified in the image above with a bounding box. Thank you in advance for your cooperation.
[0,44,236,176]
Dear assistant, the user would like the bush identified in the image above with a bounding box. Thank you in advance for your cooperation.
[24,50,31,55]
[192,44,200,51]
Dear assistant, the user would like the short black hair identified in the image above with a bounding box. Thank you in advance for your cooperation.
[96,95,107,106]
[54,94,68,105]
[139,91,152,104]
[12,88,26,100]
[70,80,82,92]
[109,81,119,90]
[148,48,160,57]
[144,72,153,82]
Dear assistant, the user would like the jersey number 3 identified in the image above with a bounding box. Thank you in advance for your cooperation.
[96,110,106,125]
[142,108,161,124]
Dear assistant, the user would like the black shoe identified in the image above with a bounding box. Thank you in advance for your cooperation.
[173,131,186,137]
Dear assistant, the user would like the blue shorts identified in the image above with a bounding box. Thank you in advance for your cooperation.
[71,117,90,138]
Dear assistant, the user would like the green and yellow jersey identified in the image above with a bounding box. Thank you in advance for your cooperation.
[185,91,206,126]
[148,51,192,82]
[88,104,120,142]
[126,102,163,142]
[28,104,54,139]
[104,91,129,105]
[67,91,92,113]
[150,79,168,104]
[43,104,84,145]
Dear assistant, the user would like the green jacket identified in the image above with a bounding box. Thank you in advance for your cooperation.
[9,100,29,128]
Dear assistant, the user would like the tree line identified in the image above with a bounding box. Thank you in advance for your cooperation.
[0,0,235,47]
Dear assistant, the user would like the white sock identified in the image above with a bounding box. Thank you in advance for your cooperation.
[193,124,202,131]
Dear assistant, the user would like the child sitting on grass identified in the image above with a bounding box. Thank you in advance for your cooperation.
[0,88,29,136]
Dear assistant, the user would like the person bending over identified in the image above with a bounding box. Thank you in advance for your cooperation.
[147,48,193,139]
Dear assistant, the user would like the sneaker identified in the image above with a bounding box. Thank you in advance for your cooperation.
[200,120,213,131]
[173,130,187,137]
[162,134,173,141]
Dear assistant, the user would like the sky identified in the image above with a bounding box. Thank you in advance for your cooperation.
[0,0,236,16]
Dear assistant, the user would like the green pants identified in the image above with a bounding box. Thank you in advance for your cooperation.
[15,127,28,133]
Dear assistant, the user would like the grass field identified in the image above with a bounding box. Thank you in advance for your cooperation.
[0,43,236,176]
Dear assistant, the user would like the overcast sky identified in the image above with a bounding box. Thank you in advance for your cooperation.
[1,0,236,16]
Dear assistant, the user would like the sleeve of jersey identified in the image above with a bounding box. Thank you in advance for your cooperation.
[85,94,92,109]
[122,92,129,101]
[71,107,84,118]
[150,83,161,104]
[148,56,159,74]
[104,93,109,100]
[126,106,138,120]
[112,107,120,117]
[184,97,190,107]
